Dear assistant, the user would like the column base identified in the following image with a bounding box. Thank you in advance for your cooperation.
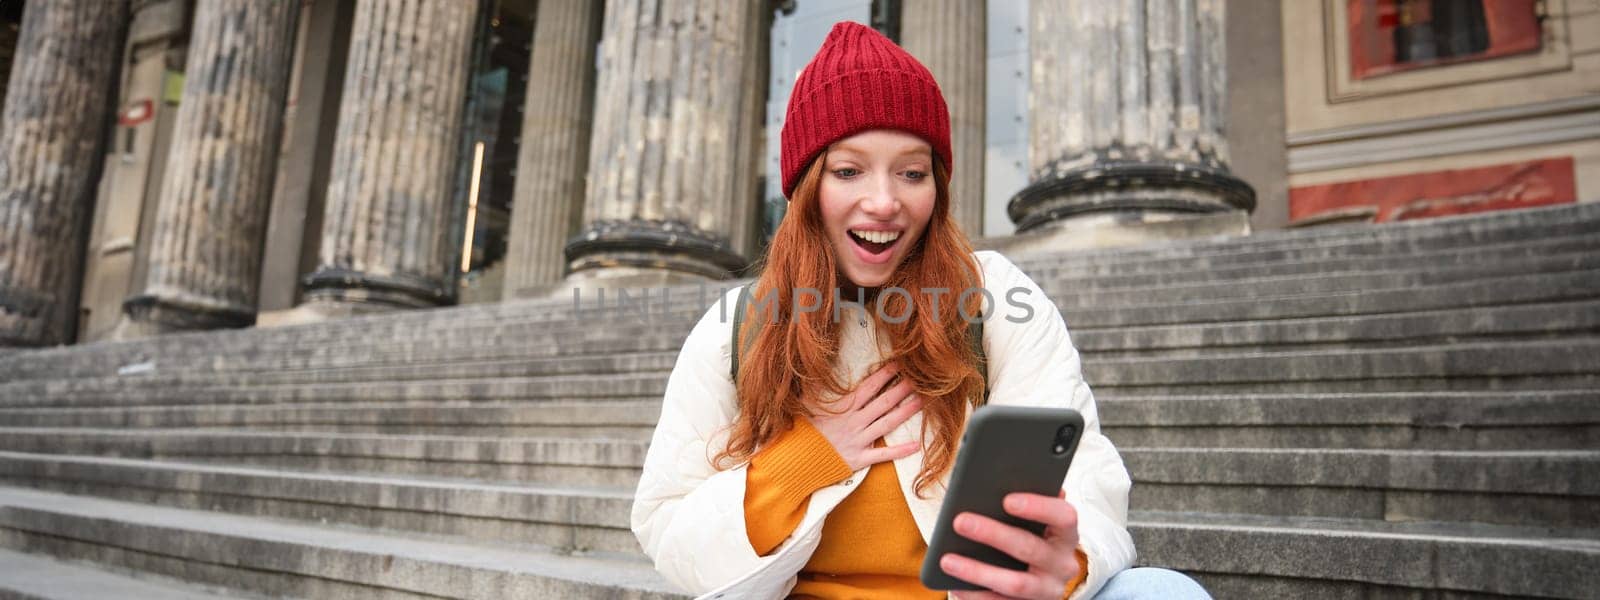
[564,219,748,281]
[301,268,453,309]
[0,284,52,347]
[117,292,255,338]
[1008,158,1256,233]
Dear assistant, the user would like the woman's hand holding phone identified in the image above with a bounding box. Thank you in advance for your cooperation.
[945,490,1082,599]
[806,363,922,471]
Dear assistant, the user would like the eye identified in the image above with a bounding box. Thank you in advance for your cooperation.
[832,168,861,179]
[903,170,928,181]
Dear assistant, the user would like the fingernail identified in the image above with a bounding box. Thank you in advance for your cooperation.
[1005,495,1026,512]
[941,555,962,574]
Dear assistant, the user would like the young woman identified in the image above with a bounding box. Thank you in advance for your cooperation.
[632,21,1209,600]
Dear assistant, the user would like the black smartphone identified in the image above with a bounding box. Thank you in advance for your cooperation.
[919,405,1085,591]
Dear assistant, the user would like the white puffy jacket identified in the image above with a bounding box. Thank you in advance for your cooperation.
[631,250,1136,599]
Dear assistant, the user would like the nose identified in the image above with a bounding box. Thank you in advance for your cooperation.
[859,172,900,217]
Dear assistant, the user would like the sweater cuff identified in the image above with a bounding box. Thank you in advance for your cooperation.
[750,418,854,506]
[1061,548,1088,599]
[743,418,854,555]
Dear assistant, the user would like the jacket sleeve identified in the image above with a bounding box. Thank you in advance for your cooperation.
[978,251,1138,600]
[631,286,795,594]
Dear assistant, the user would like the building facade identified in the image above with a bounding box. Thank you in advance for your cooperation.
[0,0,1595,347]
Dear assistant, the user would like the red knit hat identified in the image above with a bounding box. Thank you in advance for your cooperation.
[780,21,952,198]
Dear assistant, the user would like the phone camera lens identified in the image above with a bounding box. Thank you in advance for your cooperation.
[1052,425,1076,456]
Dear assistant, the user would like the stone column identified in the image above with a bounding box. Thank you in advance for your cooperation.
[900,0,986,237]
[0,0,127,346]
[728,2,773,261]
[1010,0,1254,234]
[122,0,300,333]
[502,0,603,299]
[564,0,759,286]
[301,0,479,308]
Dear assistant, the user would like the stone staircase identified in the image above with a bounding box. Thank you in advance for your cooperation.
[0,203,1596,598]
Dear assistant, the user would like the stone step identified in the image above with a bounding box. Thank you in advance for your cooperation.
[6,223,1594,381]
[1099,391,1600,450]
[0,350,681,399]
[1051,244,1599,309]
[45,260,1600,384]
[0,400,662,439]
[1065,267,1600,329]
[69,296,1600,391]
[0,486,685,599]
[1012,201,1600,275]
[4,390,1586,453]
[10,414,1595,528]
[1089,338,1600,390]
[10,337,1596,409]
[5,477,1587,599]
[0,429,646,488]
[0,371,670,409]
[9,243,1595,387]
[4,447,1594,598]
[77,204,1600,365]
[3,325,698,383]
[22,296,1593,399]
[0,547,253,600]
[10,423,1591,533]
[1020,222,1600,291]
[0,453,638,555]
[52,258,1600,383]
[1077,299,1600,357]
[1124,448,1600,529]
[1131,510,1599,599]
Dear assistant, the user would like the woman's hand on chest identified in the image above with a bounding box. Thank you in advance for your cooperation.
[805,362,922,471]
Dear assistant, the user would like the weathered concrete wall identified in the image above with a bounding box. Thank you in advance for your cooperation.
[1280,0,1600,223]
[0,0,128,346]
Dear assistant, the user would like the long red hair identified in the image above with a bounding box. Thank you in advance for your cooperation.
[716,151,985,497]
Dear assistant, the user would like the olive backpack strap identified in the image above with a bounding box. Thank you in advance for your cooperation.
[731,284,753,382]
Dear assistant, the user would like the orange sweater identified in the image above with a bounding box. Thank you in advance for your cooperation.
[745,419,1087,598]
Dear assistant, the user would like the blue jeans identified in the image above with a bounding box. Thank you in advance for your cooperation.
[1092,568,1211,599]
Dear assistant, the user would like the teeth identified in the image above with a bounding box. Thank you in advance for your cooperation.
[851,229,900,244]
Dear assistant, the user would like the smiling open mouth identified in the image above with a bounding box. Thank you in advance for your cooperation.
[848,229,900,256]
